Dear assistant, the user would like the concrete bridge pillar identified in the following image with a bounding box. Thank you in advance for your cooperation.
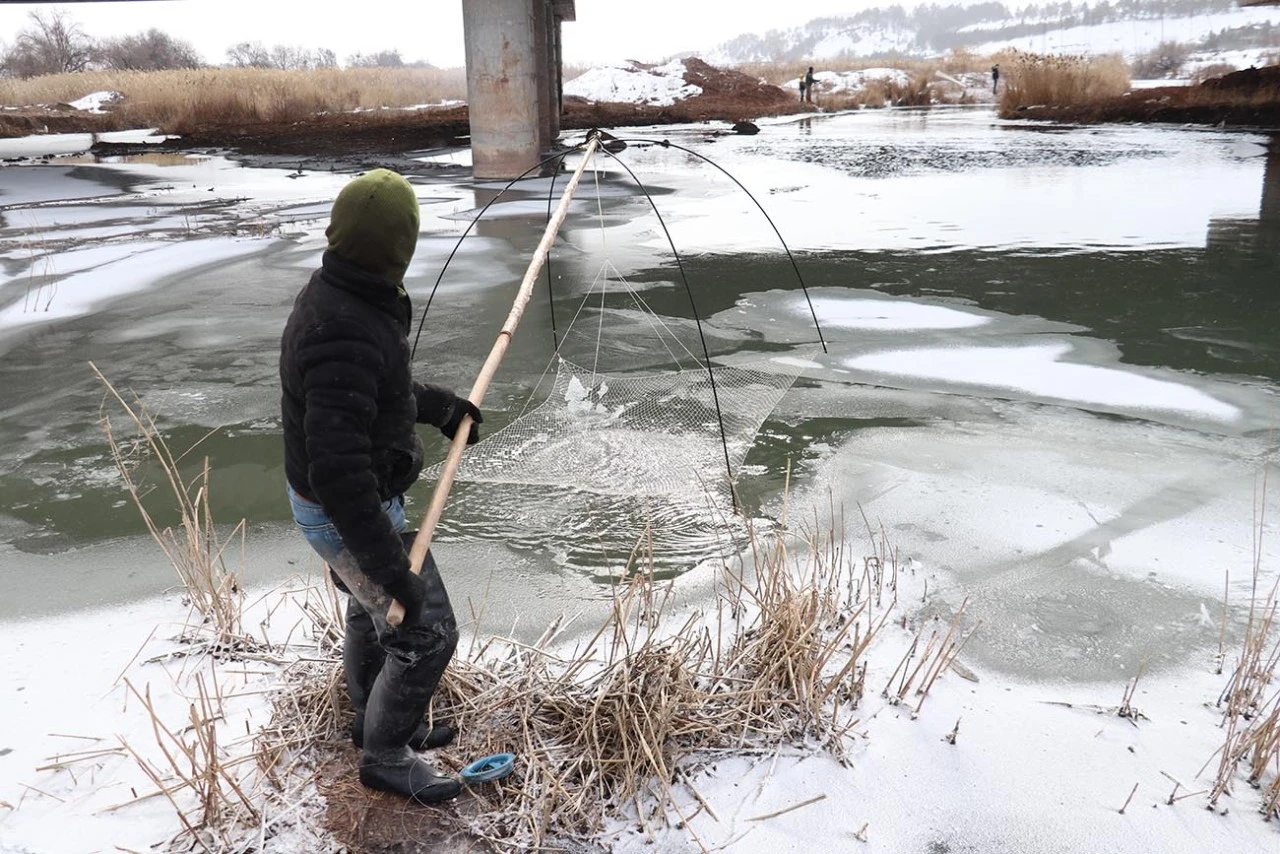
[548,7,564,140]
[462,0,575,180]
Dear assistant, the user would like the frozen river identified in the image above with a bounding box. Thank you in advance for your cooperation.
[1,107,1278,684]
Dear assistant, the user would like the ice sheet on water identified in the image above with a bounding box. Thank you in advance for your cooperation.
[845,342,1240,422]
[0,238,264,339]
[806,295,988,330]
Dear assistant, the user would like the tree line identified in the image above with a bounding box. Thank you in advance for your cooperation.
[1,10,423,78]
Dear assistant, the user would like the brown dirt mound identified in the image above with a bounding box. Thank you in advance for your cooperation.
[561,58,802,130]
[1201,64,1280,92]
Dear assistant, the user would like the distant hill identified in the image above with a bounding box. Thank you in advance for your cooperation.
[706,0,1280,63]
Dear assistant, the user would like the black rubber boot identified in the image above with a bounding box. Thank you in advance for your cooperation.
[359,666,462,804]
[345,597,451,748]
[351,713,455,750]
[357,541,461,804]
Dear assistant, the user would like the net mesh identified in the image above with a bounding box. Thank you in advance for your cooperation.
[429,357,803,502]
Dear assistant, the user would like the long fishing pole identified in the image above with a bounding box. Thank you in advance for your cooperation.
[388,135,602,627]
[410,144,585,361]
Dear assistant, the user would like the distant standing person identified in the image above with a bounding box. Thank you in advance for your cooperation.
[804,66,817,103]
[991,64,1000,95]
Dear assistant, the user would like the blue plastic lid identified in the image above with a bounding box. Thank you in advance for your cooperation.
[460,752,515,784]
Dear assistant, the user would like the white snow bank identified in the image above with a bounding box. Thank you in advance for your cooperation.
[846,342,1241,422]
[799,67,913,95]
[67,91,120,113]
[564,59,702,106]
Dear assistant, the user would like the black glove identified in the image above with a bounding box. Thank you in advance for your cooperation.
[382,571,426,623]
[440,397,482,445]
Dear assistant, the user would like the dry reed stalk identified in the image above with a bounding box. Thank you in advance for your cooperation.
[93,364,259,654]
[1205,471,1280,818]
[1118,659,1150,723]
[1118,782,1139,814]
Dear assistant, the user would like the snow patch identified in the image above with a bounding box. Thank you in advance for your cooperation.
[564,59,702,106]
[67,91,120,113]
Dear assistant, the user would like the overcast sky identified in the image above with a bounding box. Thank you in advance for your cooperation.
[0,1,893,67]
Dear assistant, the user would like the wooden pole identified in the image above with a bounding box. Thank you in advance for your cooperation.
[388,135,600,626]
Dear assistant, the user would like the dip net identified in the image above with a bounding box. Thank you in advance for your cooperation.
[426,258,808,575]
[425,160,816,574]
[440,357,799,500]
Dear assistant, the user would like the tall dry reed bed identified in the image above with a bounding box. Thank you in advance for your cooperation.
[998,49,1130,113]
[0,66,467,131]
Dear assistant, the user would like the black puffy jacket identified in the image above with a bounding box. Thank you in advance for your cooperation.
[280,250,458,585]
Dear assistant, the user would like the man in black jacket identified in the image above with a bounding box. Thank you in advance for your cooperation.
[280,168,482,804]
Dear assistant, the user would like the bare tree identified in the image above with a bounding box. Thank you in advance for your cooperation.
[3,9,94,78]
[313,48,338,70]
[227,41,336,70]
[347,49,405,69]
[226,41,272,69]
[97,29,203,71]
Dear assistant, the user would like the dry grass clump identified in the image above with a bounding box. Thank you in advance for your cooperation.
[998,49,1130,113]
[252,504,947,851]
[0,67,467,131]
[1191,63,1240,86]
[1202,477,1280,820]
[1207,575,1280,817]
[804,75,932,110]
[118,674,262,851]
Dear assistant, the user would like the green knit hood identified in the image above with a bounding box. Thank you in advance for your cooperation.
[325,169,420,284]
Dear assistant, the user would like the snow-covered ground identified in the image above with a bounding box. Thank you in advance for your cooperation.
[0,531,1274,853]
[564,59,702,106]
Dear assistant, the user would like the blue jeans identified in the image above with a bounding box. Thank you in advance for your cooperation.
[287,483,406,564]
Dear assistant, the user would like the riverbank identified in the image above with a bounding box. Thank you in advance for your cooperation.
[0,58,802,160]
[1001,64,1280,129]
[1,496,1276,853]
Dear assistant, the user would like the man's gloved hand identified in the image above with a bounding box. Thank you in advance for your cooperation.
[382,571,426,622]
[440,397,482,445]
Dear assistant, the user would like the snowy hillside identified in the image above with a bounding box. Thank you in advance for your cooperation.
[707,0,1280,63]
[971,8,1280,56]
